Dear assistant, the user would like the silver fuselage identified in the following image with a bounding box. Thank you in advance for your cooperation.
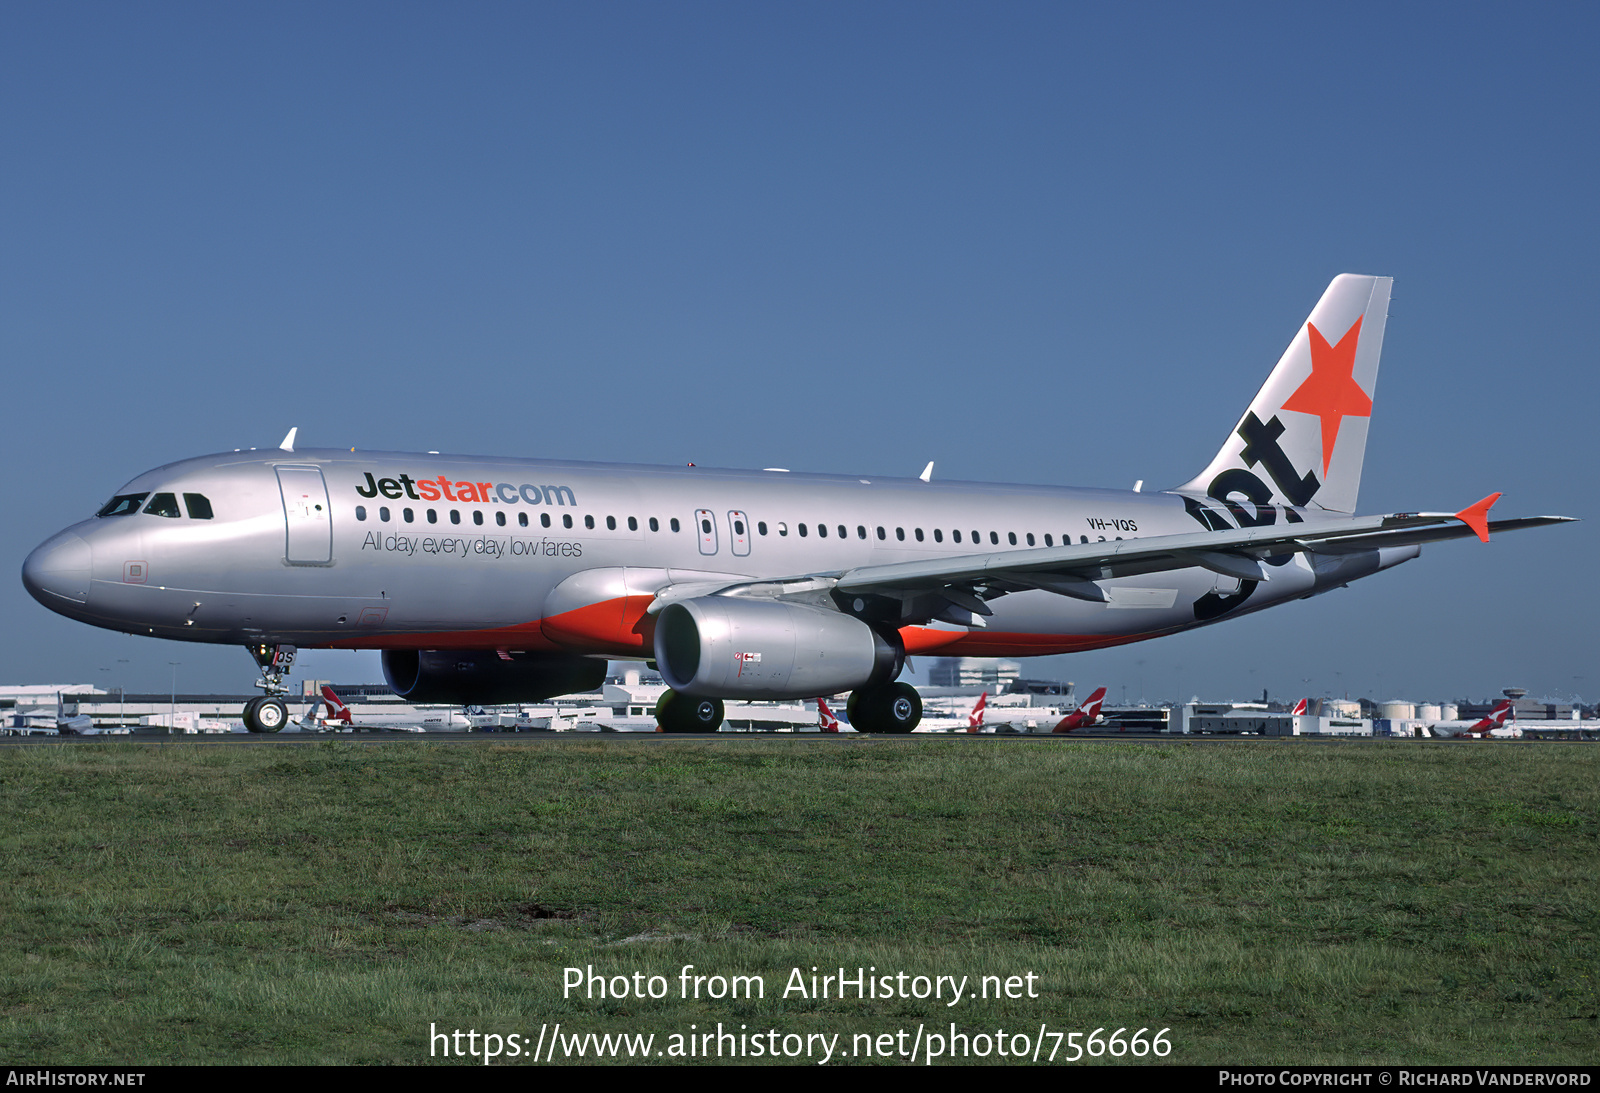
[22,448,1414,660]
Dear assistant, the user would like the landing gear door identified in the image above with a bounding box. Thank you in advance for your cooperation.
[695,509,718,555]
[276,465,333,565]
[728,510,750,557]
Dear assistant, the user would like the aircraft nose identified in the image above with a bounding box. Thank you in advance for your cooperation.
[22,532,93,606]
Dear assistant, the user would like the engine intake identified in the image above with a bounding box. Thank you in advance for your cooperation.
[382,650,605,705]
[654,597,902,700]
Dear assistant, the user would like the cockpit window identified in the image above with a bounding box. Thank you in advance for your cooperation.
[183,493,214,520]
[143,493,181,518]
[97,493,150,518]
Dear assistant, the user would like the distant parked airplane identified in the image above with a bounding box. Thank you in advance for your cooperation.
[307,685,472,732]
[1053,687,1108,733]
[1428,699,1517,739]
[816,697,846,733]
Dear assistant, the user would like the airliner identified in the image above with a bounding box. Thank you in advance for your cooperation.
[21,275,1573,733]
[304,685,473,732]
[902,692,987,733]
[1052,687,1108,733]
[1427,700,1518,739]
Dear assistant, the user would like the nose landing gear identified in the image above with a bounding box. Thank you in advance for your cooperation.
[242,696,288,733]
[242,643,295,734]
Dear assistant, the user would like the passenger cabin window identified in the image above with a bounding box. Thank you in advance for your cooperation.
[934,529,943,542]
[405,508,415,523]
[1008,532,1017,545]
[895,527,905,541]
[628,517,638,531]
[857,526,866,539]
[381,507,392,522]
[953,530,962,543]
[472,511,483,525]
[143,493,181,518]
[518,513,527,527]
[542,513,552,528]
[606,516,616,530]
[356,505,367,521]
[757,521,767,535]
[670,518,680,532]
[650,517,660,532]
[914,528,924,541]
[428,509,438,524]
[496,512,506,526]
[450,510,461,525]
[585,515,595,530]
[798,523,808,537]
[183,493,214,519]
[563,515,573,529]
[97,493,149,518]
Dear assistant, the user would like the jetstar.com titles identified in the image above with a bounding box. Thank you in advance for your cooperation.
[355,472,577,507]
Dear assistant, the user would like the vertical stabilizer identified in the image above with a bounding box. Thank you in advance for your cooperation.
[1174,274,1392,514]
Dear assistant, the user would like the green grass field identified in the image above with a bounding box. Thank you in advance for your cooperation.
[0,738,1594,1065]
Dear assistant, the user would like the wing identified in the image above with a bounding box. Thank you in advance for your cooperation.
[647,496,1574,628]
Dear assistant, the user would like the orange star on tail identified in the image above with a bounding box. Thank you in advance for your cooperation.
[1281,316,1372,475]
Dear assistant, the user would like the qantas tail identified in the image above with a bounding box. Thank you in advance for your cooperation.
[1467,699,1515,735]
[1291,698,1309,716]
[966,692,987,733]
[1174,274,1392,515]
[817,697,842,733]
[1054,686,1107,733]
[320,685,353,723]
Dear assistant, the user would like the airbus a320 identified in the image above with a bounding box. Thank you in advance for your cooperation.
[22,275,1573,732]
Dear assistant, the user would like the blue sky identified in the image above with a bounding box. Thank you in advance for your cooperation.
[4,3,1594,704]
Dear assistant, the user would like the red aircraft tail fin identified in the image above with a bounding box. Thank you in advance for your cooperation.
[1468,699,1514,734]
[1053,686,1107,733]
[966,692,987,733]
[817,697,842,733]
[320,685,353,722]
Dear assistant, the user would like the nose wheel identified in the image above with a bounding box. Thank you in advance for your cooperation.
[242,642,296,733]
[243,696,288,733]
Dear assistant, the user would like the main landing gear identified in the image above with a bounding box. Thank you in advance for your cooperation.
[241,642,295,734]
[847,681,922,734]
[653,683,922,733]
[655,691,725,733]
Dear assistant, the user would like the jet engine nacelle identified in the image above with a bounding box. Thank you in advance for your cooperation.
[381,650,606,706]
[654,597,902,700]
